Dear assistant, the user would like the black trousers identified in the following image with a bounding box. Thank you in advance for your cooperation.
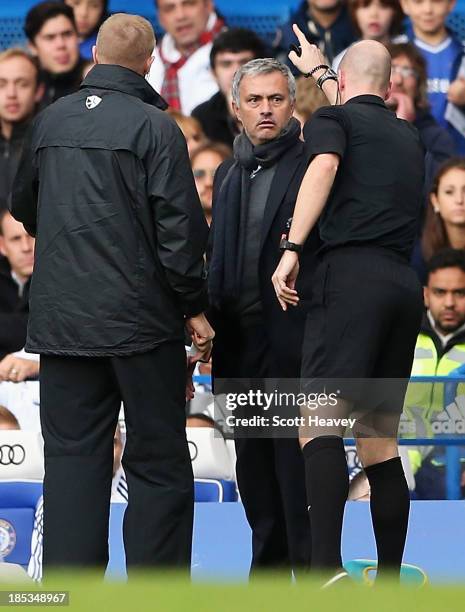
[229,319,311,573]
[40,341,193,573]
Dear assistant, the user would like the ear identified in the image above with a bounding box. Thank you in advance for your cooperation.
[92,45,98,64]
[232,100,242,125]
[35,82,45,104]
[0,236,6,258]
[423,285,430,309]
[384,81,392,101]
[144,55,155,76]
[28,41,38,57]
[431,193,440,212]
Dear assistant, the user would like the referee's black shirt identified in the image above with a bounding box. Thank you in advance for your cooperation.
[303,95,425,260]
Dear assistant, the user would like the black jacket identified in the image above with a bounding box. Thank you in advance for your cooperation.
[208,140,320,379]
[0,257,29,359]
[37,58,87,112]
[414,109,457,192]
[0,121,30,211]
[11,64,208,356]
[192,92,238,148]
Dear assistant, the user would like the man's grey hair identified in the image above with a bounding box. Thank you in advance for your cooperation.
[231,58,296,107]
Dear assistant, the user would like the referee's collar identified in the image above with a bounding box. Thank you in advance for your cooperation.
[345,94,386,107]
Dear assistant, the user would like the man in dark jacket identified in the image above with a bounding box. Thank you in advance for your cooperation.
[0,210,33,362]
[208,58,318,573]
[192,28,266,148]
[275,0,357,71]
[12,13,213,574]
[0,49,43,211]
[24,2,86,111]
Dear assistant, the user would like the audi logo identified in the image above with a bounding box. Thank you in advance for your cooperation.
[188,440,198,462]
[0,445,25,466]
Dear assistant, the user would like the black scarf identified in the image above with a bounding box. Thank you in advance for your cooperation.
[208,117,301,308]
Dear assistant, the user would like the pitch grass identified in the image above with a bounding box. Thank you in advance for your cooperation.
[2,572,465,612]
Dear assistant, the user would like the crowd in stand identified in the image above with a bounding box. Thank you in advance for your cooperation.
[1,0,465,520]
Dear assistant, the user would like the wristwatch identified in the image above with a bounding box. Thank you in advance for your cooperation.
[279,238,303,254]
[316,68,338,90]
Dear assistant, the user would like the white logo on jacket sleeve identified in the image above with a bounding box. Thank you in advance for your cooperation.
[85,95,102,109]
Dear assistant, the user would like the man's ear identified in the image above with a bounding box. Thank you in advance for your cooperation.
[144,55,154,76]
[35,82,45,104]
[232,100,242,125]
[338,69,345,93]
[423,285,430,309]
[384,81,392,101]
[92,45,98,64]
[0,236,6,258]
[28,41,38,57]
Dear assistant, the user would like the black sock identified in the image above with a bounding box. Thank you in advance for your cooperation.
[303,436,349,571]
[364,456,410,579]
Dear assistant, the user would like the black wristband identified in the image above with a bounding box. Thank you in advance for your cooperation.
[279,238,303,254]
[303,63,329,79]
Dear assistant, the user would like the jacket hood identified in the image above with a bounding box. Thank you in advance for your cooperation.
[81,64,168,110]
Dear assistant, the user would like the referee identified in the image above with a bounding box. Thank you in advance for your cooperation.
[272,35,425,582]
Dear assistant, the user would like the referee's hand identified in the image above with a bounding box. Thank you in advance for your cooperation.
[288,23,327,77]
[272,251,300,311]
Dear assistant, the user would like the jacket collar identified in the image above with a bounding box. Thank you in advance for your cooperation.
[345,94,386,107]
[81,64,168,110]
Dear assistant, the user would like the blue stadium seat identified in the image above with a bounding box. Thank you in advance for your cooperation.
[194,478,237,502]
[0,481,43,566]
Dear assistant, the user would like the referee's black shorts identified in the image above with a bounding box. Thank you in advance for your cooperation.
[301,246,423,415]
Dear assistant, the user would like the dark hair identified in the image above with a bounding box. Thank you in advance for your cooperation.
[24,1,77,43]
[348,0,404,37]
[427,248,465,280]
[210,28,266,70]
[387,42,429,109]
[422,158,465,261]
[63,0,109,37]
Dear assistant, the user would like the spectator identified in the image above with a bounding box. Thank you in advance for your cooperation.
[413,158,465,280]
[401,0,465,154]
[191,142,231,225]
[293,76,329,127]
[404,249,465,499]
[28,423,128,582]
[167,110,206,157]
[147,0,225,114]
[0,405,20,430]
[0,49,43,211]
[24,1,85,110]
[63,0,108,60]
[0,211,34,365]
[387,43,456,189]
[275,0,357,69]
[192,28,266,147]
[332,0,405,70]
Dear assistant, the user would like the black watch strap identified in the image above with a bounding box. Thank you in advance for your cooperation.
[316,68,338,89]
[280,238,303,254]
